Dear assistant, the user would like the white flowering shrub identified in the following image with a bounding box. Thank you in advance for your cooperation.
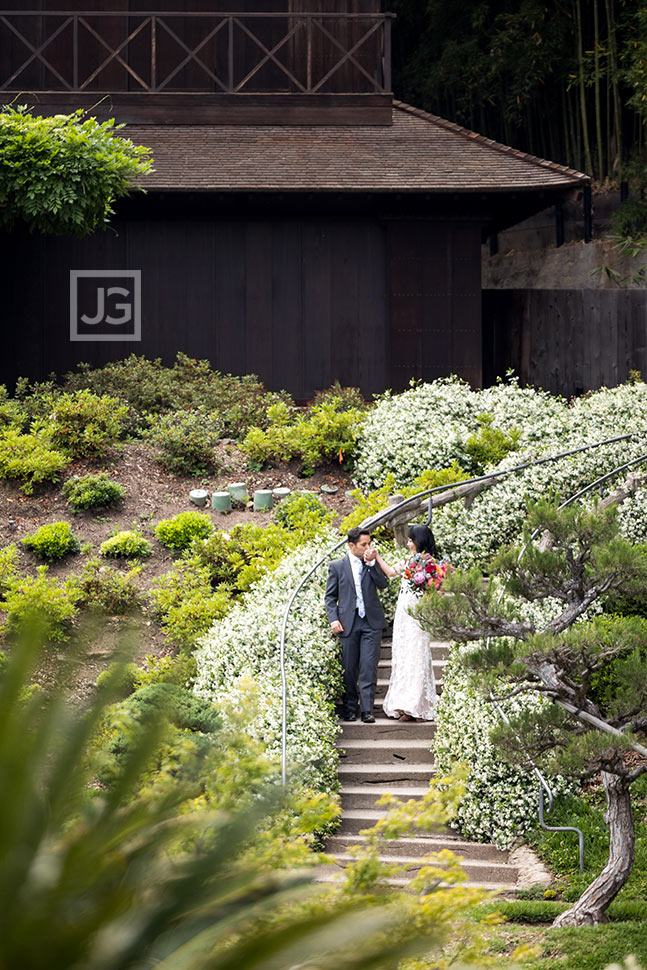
[616,486,647,544]
[435,644,572,849]
[354,377,647,569]
[194,531,343,794]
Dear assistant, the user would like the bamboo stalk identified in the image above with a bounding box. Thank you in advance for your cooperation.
[575,0,594,174]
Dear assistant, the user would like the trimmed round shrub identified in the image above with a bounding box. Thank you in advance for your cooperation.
[100,530,152,559]
[21,521,80,561]
[155,511,213,551]
[273,492,334,535]
[62,473,126,512]
[144,407,223,475]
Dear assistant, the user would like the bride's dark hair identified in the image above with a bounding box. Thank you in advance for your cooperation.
[408,524,437,556]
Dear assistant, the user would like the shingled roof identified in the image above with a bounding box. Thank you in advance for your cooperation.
[126,100,589,193]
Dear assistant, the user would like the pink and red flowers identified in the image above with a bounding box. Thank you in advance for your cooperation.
[403,553,452,596]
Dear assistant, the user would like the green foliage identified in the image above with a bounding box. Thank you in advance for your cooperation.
[0,106,153,236]
[134,652,197,689]
[155,511,214,551]
[311,381,367,412]
[340,463,468,534]
[62,472,126,512]
[1,567,78,642]
[38,390,128,459]
[0,385,27,431]
[100,529,152,559]
[528,778,647,903]
[242,399,365,475]
[95,661,139,699]
[0,429,69,493]
[463,413,521,473]
[71,558,141,614]
[64,352,292,437]
[150,564,232,650]
[144,407,223,475]
[21,521,80,561]
[0,544,19,594]
[124,682,221,734]
[0,634,449,970]
[273,492,334,535]
[187,522,296,593]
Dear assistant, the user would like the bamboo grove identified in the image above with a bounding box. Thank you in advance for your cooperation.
[391,0,647,182]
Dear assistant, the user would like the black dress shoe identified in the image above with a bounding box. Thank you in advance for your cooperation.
[360,712,375,723]
[343,711,357,722]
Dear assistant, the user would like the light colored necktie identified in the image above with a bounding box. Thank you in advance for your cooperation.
[355,560,366,618]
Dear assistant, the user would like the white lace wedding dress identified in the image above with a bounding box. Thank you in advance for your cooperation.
[382,577,437,721]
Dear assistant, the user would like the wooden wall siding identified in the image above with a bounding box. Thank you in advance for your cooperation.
[387,221,482,391]
[0,220,387,399]
[483,289,647,396]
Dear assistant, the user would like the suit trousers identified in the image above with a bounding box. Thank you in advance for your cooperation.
[340,611,382,714]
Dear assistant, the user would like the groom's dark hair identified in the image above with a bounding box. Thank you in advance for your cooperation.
[347,527,370,545]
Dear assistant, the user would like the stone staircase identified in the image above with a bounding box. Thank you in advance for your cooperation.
[321,636,519,891]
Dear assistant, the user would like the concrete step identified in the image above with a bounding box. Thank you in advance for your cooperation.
[337,808,451,835]
[327,833,509,863]
[341,785,428,810]
[327,852,518,884]
[338,738,434,765]
[338,718,436,740]
[338,763,435,785]
[315,865,515,892]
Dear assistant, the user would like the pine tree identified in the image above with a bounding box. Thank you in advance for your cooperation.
[414,499,647,926]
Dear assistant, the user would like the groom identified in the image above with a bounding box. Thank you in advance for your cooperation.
[325,527,388,723]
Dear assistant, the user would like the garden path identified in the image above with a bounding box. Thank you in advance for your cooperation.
[321,635,520,890]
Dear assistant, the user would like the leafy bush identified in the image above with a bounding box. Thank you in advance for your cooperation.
[155,511,213,551]
[0,544,18,594]
[100,530,152,559]
[340,463,469,535]
[95,661,139,699]
[40,389,128,458]
[311,381,367,412]
[21,521,80,561]
[135,652,197,689]
[0,386,27,431]
[1,567,78,642]
[144,407,223,475]
[150,564,232,650]
[242,399,365,475]
[186,522,296,593]
[62,473,126,512]
[71,558,141,614]
[124,683,221,734]
[273,492,334,535]
[0,429,69,493]
[463,413,521,473]
[64,353,292,437]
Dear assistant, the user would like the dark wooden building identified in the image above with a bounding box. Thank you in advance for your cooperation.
[0,2,589,397]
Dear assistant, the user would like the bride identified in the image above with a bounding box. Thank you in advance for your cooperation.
[372,525,438,722]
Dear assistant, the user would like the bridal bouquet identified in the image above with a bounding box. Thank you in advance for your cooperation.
[403,553,451,596]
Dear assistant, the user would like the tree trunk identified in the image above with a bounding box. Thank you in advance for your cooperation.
[553,771,635,926]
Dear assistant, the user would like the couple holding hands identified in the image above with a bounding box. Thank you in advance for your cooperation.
[324,525,437,724]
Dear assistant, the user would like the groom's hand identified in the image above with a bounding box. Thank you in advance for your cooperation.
[330,620,344,634]
[363,549,377,563]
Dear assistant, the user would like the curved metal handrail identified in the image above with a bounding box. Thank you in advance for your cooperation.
[278,427,647,784]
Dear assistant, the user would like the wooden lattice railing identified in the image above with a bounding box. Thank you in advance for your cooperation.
[0,10,392,94]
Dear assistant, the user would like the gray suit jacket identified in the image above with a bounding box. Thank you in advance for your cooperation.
[325,554,388,633]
